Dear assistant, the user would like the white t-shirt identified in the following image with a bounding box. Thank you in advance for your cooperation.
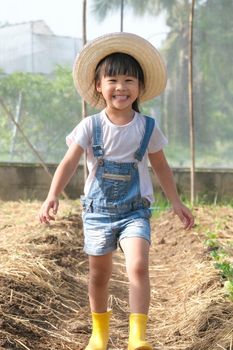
[66,109,168,203]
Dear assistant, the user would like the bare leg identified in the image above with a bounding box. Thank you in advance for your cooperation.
[88,252,113,312]
[120,237,150,314]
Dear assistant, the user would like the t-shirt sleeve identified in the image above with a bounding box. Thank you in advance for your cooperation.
[66,117,92,150]
[148,119,168,153]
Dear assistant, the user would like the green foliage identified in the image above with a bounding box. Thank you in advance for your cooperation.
[1,1,233,167]
[151,193,170,217]
[215,262,233,281]
[0,66,82,163]
[210,249,229,262]
[91,0,155,19]
[204,228,233,301]
[92,0,233,168]
[224,280,233,301]
[204,232,219,250]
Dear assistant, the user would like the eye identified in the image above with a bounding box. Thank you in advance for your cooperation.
[107,78,117,83]
[126,77,137,83]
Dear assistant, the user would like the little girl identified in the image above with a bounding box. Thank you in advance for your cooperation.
[39,32,194,350]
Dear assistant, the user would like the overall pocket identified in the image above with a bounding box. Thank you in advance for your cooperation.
[102,172,132,200]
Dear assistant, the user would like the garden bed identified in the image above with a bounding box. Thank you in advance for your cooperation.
[0,201,232,349]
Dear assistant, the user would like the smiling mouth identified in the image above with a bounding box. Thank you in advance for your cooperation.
[113,95,128,100]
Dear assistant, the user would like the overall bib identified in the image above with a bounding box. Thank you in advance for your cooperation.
[82,114,155,256]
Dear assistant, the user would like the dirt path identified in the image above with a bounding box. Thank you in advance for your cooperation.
[0,201,232,350]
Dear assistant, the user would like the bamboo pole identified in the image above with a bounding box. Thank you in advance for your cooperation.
[120,0,124,32]
[188,0,196,205]
[82,0,88,181]
[0,97,69,199]
[10,92,22,161]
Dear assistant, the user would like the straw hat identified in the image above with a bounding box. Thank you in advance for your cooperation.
[73,32,167,109]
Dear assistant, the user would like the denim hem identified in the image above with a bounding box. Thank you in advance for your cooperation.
[83,246,117,256]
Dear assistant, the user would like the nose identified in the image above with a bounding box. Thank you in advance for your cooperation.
[116,81,126,91]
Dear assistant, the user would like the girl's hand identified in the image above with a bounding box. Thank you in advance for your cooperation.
[39,196,59,224]
[172,202,194,230]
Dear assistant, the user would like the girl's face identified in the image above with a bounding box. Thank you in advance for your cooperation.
[96,74,140,113]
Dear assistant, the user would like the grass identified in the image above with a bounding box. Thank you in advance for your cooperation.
[204,226,233,302]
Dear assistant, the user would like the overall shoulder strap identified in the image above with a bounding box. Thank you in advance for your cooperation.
[91,113,104,158]
[134,116,155,161]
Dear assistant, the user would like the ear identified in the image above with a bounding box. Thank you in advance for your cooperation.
[96,81,102,93]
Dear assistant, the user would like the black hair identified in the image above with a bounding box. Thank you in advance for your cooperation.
[94,52,145,112]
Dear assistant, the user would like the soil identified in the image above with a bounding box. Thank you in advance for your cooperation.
[0,200,232,350]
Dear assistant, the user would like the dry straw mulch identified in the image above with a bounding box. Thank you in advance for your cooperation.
[0,201,232,350]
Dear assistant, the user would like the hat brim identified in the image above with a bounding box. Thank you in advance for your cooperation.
[73,32,167,109]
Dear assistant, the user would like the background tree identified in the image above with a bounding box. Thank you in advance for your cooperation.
[0,67,82,163]
[92,0,233,168]
[1,1,232,168]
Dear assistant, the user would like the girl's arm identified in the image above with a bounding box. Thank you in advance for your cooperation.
[148,150,194,230]
[39,143,84,224]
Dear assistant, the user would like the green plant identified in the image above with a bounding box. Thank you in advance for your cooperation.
[215,262,233,281]
[210,249,228,261]
[204,231,219,250]
[204,228,233,302]
[224,280,233,301]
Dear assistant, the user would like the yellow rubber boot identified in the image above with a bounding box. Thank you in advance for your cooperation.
[128,313,152,350]
[85,310,111,350]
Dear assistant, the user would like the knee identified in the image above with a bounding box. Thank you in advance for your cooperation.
[128,259,149,280]
[89,266,111,287]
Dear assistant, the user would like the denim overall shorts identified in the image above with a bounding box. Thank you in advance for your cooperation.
[81,114,155,256]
